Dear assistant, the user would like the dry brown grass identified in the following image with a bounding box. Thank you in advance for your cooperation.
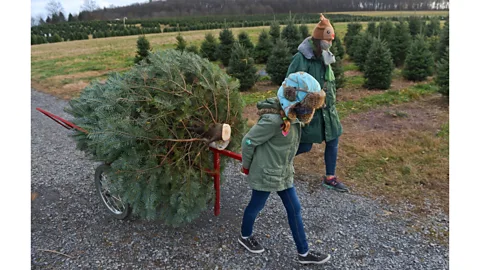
[294,94,449,215]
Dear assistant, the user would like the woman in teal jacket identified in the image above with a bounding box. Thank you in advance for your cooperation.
[286,13,348,192]
[238,72,331,265]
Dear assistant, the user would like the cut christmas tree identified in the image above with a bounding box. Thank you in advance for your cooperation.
[65,49,246,226]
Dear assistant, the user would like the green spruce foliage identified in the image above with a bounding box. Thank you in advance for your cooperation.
[216,27,236,66]
[253,29,273,64]
[344,23,363,57]
[200,33,218,61]
[269,20,281,44]
[426,18,441,37]
[50,33,63,43]
[65,49,246,226]
[390,21,412,67]
[330,37,346,89]
[332,36,345,60]
[435,19,449,61]
[299,23,310,39]
[379,20,395,43]
[331,60,345,89]
[134,35,152,64]
[352,32,374,72]
[435,48,449,96]
[266,38,291,85]
[403,35,434,81]
[227,42,258,91]
[408,16,423,37]
[427,36,440,56]
[238,31,254,52]
[363,38,394,90]
[281,19,302,55]
[186,44,199,55]
[175,34,187,52]
[31,34,38,45]
[366,21,377,36]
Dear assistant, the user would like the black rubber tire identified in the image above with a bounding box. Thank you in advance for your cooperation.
[94,164,131,220]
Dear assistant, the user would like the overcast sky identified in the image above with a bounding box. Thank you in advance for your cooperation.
[31,0,145,18]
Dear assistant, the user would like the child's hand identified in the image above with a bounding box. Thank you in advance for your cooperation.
[241,167,249,175]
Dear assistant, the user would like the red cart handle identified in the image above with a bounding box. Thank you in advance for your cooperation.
[36,107,88,134]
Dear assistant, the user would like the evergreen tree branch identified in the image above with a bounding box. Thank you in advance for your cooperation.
[202,103,217,124]
[90,130,208,143]
[130,85,183,97]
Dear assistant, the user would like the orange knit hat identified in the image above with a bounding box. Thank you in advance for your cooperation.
[311,13,335,41]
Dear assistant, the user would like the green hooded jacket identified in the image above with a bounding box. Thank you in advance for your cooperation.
[241,98,301,192]
[286,37,343,143]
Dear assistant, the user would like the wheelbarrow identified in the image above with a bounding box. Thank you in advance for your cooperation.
[36,107,242,219]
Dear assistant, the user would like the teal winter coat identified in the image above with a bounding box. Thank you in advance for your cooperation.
[241,98,301,192]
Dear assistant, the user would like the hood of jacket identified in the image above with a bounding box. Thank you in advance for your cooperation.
[256,97,282,116]
[255,97,301,125]
[298,37,316,60]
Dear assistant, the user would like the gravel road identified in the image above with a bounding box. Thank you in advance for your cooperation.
[31,89,449,269]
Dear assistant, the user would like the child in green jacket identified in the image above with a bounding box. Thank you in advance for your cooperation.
[238,72,331,265]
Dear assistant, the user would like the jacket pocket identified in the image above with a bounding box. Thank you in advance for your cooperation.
[263,168,284,188]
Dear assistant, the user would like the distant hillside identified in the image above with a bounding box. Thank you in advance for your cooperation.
[82,0,449,21]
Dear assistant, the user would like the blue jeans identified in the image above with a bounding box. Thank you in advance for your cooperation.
[296,137,339,176]
[241,187,309,254]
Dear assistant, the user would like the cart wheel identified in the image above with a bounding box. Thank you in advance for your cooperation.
[95,164,131,220]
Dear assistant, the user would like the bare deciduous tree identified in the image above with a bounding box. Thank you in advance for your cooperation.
[81,0,100,12]
[45,0,64,16]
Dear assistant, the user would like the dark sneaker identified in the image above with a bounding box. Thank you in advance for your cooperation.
[322,176,349,192]
[298,251,331,264]
[238,236,265,254]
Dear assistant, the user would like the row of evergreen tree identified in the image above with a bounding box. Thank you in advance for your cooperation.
[135,19,351,92]
[343,17,449,96]
[133,16,449,95]
[31,23,162,44]
[181,19,309,91]
[31,13,446,45]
